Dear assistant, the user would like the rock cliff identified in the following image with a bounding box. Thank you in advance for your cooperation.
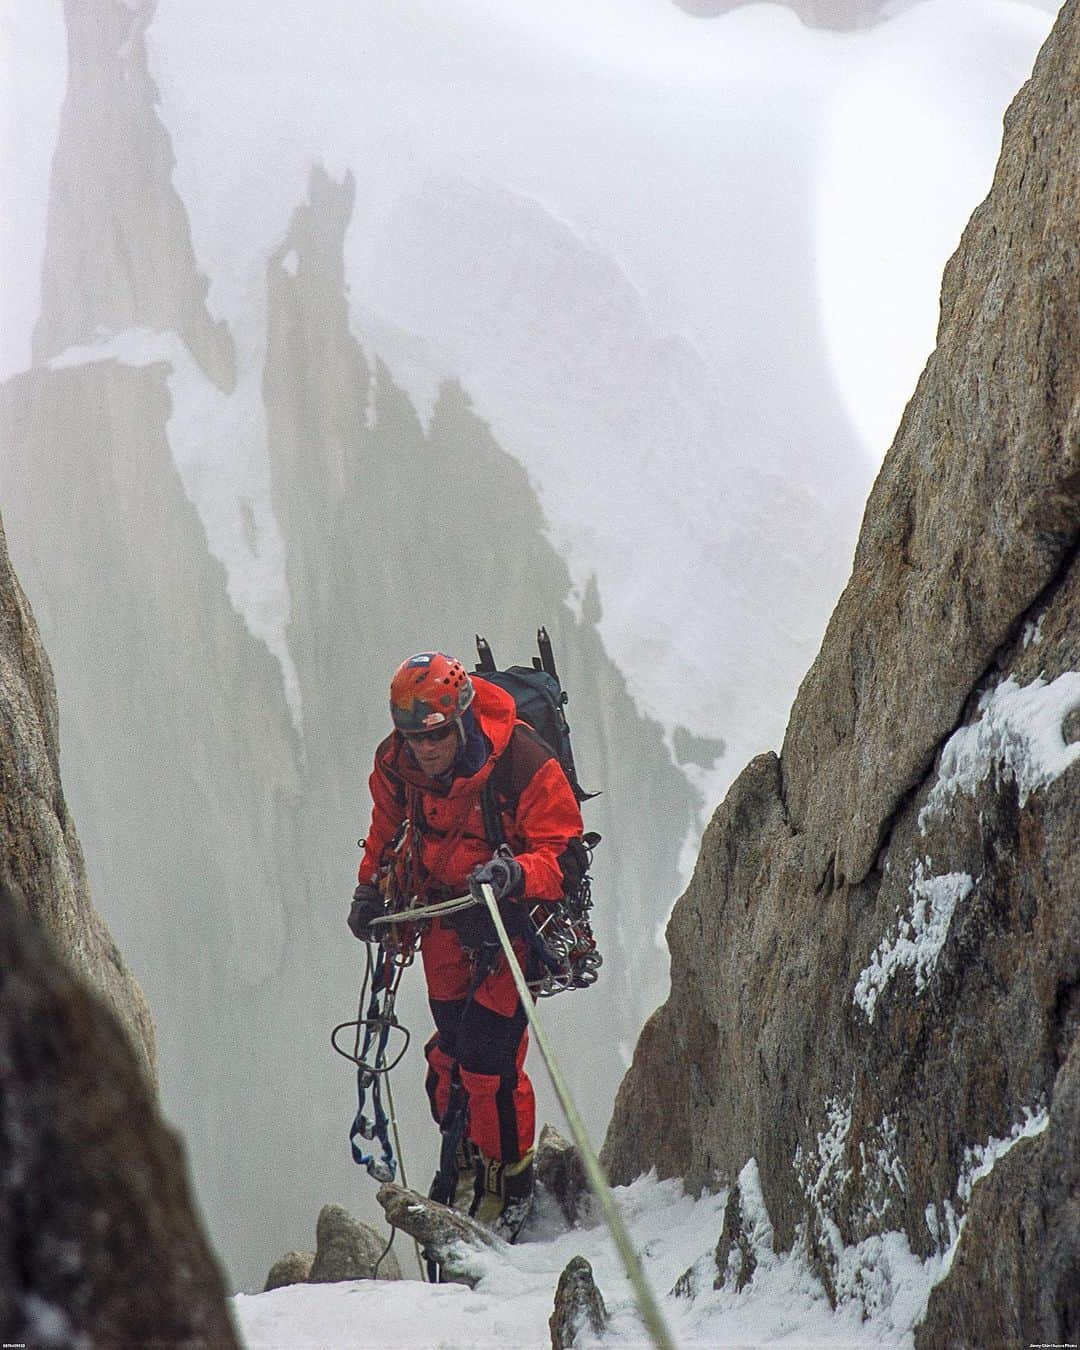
[1,513,234,1339]
[603,4,1079,1345]
[0,882,238,1346]
[0,512,154,1078]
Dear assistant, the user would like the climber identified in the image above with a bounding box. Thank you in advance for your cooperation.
[348,651,585,1239]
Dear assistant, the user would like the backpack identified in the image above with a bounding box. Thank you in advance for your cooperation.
[474,628,598,806]
[471,628,602,996]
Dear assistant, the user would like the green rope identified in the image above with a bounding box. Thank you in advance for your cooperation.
[476,882,678,1350]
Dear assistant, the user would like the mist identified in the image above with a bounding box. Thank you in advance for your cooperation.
[0,0,1053,1291]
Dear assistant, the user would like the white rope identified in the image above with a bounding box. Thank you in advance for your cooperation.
[474,882,678,1350]
[368,894,480,926]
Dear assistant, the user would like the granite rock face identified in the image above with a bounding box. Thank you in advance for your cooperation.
[783,0,1080,895]
[0,511,154,1078]
[603,4,1080,1344]
[0,887,238,1346]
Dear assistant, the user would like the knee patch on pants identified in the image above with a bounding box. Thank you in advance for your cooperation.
[428,996,534,1162]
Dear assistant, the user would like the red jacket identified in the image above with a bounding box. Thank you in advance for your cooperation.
[358,679,584,902]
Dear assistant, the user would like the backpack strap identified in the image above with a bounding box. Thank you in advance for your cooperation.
[376,733,409,808]
[480,723,555,850]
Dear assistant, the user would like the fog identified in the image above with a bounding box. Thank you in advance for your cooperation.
[0,0,1053,1290]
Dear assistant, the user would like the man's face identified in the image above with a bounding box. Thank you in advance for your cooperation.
[405,721,460,777]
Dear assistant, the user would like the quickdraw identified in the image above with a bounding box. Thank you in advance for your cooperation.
[368,878,603,998]
[521,847,603,998]
[331,944,411,1183]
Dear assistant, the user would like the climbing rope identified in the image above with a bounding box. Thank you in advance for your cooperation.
[371,886,676,1349]
[351,885,680,1339]
[366,892,481,926]
[472,881,677,1350]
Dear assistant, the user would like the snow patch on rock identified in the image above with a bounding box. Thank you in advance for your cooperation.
[794,1092,854,1240]
[858,1114,908,1222]
[1022,612,1045,647]
[922,1102,1051,1285]
[48,328,301,727]
[956,1103,1049,1206]
[854,863,975,1023]
[735,1158,776,1258]
[920,673,1080,827]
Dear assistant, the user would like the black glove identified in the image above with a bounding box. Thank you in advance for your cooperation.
[469,855,524,902]
[348,884,385,941]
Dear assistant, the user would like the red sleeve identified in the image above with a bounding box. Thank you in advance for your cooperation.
[510,757,585,901]
[357,754,406,886]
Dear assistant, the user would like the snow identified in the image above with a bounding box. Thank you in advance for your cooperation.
[1022,612,1045,647]
[859,1116,908,1223]
[854,863,975,1024]
[920,672,1080,826]
[731,1157,776,1259]
[799,1093,854,1209]
[48,328,302,729]
[231,1171,943,1348]
[956,1103,1049,1205]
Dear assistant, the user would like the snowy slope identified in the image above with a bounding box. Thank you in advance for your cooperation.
[231,1162,1020,1349]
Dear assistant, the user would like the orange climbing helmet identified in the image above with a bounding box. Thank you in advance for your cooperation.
[389,652,475,734]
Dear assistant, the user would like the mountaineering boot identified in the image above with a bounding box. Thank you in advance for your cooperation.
[494,1150,535,1242]
[452,1138,481,1213]
[469,1148,535,1242]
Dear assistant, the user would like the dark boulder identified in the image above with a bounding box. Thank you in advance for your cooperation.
[536,1124,590,1227]
[0,889,238,1346]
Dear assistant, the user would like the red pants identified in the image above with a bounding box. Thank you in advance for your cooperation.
[421,921,535,1163]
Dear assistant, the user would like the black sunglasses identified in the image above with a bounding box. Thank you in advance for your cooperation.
[404,722,458,745]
